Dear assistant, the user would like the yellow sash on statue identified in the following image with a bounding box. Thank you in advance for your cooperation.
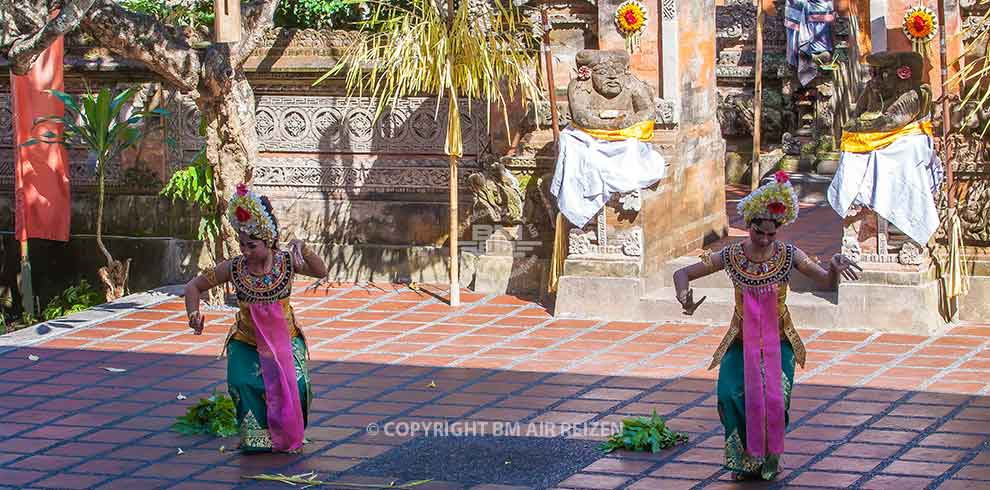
[840,120,934,153]
[573,120,655,142]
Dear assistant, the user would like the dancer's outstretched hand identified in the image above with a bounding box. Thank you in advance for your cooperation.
[288,239,306,270]
[188,310,205,335]
[677,288,706,316]
[830,254,862,281]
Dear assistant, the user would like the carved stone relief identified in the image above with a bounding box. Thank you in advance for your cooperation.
[252,156,471,193]
[567,208,643,258]
[716,0,786,43]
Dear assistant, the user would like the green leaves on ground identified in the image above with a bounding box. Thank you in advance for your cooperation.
[172,390,238,438]
[42,280,106,321]
[599,410,688,454]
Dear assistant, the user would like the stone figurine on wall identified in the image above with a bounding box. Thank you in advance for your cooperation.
[550,49,666,228]
[827,51,944,253]
[843,52,931,133]
[468,159,524,225]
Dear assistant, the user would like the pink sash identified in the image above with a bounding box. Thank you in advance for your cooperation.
[741,286,786,457]
[248,303,305,452]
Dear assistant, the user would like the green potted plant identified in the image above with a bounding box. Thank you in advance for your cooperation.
[815,135,840,175]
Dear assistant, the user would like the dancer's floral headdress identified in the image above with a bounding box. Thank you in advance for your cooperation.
[227,183,278,246]
[737,171,800,226]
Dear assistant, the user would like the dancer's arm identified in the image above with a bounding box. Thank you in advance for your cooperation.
[793,247,860,289]
[673,249,724,315]
[184,261,232,334]
[287,240,328,279]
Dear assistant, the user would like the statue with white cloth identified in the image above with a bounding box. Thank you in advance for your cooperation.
[550,49,667,228]
[827,51,944,251]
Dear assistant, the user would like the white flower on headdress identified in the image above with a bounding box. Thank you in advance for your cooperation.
[737,171,800,226]
[227,183,278,245]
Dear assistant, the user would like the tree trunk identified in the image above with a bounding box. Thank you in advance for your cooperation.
[200,69,258,259]
[95,156,130,300]
[195,67,257,306]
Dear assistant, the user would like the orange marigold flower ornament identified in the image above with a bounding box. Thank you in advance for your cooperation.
[902,5,937,55]
[614,0,648,53]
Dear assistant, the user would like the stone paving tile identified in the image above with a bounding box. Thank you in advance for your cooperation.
[2,281,989,489]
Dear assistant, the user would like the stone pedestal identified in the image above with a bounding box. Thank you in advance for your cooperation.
[554,192,649,316]
[835,206,946,334]
[840,206,927,265]
[959,252,990,322]
[471,224,547,295]
[548,1,727,319]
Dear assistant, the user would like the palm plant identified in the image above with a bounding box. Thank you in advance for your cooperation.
[318,0,543,305]
[26,86,166,300]
[948,0,990,135]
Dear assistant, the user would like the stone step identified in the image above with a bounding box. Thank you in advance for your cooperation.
[639,287,840,330]
[554,272,947,335]
[553,274,844,330]
[786,172,834,204]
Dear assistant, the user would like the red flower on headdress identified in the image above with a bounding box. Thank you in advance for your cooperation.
[896,65,913,80]
[767,202,786,215]
[774,171,789,183]
[235,206,251,222]
[236,183,248,196]
[912,15,927,33]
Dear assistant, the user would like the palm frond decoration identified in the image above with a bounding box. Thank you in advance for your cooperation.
[947,0,990,136]
[318,0,543,305]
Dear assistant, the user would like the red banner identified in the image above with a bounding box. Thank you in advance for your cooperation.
[12,35,71,242]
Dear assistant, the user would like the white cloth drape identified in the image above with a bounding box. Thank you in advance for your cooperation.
[827,133,944,245]
[550,126,666,227]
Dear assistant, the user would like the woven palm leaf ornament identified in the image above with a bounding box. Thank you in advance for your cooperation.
[614,0,649,53]
[902,5,938,56]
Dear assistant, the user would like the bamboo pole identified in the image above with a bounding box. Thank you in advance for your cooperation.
[936,0,954,208]
[449,152,459,306]
[447,0,460,307]
[20,240,34,320]
[541,8,561,146]
[751,0,765,191]
[541,6,564,301]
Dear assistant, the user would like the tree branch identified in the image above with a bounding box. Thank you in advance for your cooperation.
[230,0,279,68]
[5,0,98,75]
[81,0,201,92]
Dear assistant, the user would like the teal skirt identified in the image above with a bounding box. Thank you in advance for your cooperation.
[227,337,312,453]
[716,340,795,480]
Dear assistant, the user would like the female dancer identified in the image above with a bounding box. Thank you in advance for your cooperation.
[673,172,860,480]
[185,183,327,453]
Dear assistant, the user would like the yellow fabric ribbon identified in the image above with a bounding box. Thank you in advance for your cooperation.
[573,120,655,142]
[946,213,969,299]
[840,120,934,153]
[547,212,567,295]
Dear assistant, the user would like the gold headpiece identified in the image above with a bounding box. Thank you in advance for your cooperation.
[227,183,278,246]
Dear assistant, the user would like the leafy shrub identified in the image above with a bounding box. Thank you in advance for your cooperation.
[172,391,239,437]
[42,280,106,321]
[118,0,215,28]
[276,0,368,29]
[600,410,688,453]
[161,147,220,241]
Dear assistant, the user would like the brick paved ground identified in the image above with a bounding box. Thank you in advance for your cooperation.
[2,281,989,490]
